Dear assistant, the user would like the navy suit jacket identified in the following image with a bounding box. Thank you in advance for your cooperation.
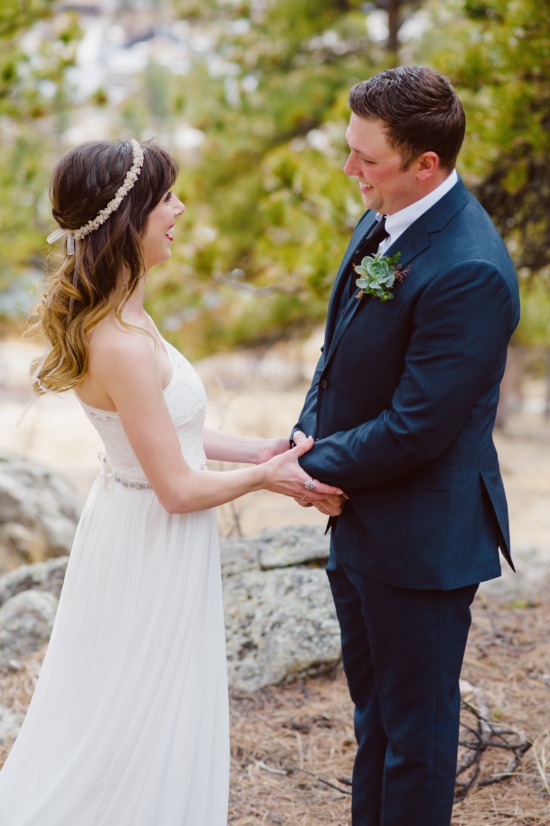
[294,178,520,590]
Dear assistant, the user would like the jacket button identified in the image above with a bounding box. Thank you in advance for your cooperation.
[320,379,329,390]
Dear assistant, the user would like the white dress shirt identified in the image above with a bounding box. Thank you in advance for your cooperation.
[378,169,458,254]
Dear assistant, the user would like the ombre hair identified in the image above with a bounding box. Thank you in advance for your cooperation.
[28,139,178,394]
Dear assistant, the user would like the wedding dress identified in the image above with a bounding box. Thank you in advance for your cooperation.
[0,341,229,825]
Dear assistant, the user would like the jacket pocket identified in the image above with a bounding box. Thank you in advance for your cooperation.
[365,299,404,316]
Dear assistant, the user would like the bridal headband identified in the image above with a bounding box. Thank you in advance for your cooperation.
[46,139,144,254]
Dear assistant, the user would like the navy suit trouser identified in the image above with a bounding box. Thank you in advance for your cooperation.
[326,549,478,826]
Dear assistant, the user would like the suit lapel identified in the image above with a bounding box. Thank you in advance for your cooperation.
[324,179,471,367]
[326,286,364,362]
[385,177,470,269]
[325,212,378,344]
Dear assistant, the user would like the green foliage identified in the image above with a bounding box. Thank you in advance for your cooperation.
[412,0,550,348]
[417,0,550,277]
[146,136,358,356]
[2,0,549,355]
[515,277,550,349]
[0,0,80,295]
[0,0,79,119]
[160,0,382,353]
[0,0,53,40]
[160,0,550,354]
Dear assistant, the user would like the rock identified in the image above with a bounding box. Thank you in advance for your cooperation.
[480,542,550,599]
[220,526,340,691]
[459,678,476,701]
[0,590,58,669]
[256,525,330,570]
[0,525,342,691]
[0,556,68,610]
[0,452,81,572]
[220,536,260,577]
[223,566,341,693]
[220,525,330,575]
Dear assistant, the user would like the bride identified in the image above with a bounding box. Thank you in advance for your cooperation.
[0,138,343,825]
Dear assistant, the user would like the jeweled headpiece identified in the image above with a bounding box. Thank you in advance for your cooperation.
[47,139,144,254]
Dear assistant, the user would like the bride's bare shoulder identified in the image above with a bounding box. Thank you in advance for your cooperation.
[85,319,159,397]
[89,316,153,362]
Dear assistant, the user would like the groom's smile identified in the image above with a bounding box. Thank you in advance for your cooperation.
[344,112,433,216]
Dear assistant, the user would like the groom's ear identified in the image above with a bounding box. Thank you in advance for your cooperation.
[416,151,441,180]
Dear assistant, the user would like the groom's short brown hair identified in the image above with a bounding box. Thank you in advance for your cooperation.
[349,66,466,171]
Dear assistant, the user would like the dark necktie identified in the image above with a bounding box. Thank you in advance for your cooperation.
[352,215,389,268]
[343,216,389,302]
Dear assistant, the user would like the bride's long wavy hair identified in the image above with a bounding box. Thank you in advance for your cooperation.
[28,139,178,394]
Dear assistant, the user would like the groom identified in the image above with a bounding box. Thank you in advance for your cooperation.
[292,66,520,826]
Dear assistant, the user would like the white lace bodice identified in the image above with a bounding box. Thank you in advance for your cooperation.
[77,341,208,486]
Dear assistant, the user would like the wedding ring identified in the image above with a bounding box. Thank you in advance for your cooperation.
[303,479,316,491]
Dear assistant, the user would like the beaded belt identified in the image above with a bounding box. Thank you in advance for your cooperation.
[113,475,151,490]
[98,452,151,491]
[97,452,207,492]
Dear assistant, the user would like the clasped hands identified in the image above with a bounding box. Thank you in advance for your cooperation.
[254,431,348,517]
[291,430,348,517]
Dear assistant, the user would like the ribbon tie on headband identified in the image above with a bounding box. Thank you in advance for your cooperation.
[47,228,76,255]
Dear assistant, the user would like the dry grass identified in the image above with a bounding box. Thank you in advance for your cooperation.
[1,588,549,825]
[227,588,550,825]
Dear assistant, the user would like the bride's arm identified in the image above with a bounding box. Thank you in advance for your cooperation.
[203,427,289,465]
[91,333,342,514]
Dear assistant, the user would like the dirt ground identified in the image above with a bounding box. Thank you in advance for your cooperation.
[227,582,550,826]
[2,585,549,825]
[1,335,549,823]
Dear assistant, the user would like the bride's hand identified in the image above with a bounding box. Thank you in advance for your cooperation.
[262,436,344,501]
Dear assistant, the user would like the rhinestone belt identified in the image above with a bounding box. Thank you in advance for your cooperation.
[114,475,151,490]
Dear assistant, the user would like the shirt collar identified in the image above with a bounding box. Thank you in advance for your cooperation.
[380,169,458,251]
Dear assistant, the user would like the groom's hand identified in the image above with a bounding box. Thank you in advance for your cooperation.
[255,436,292,464]
[292,430,348,516]
[294,492,348,516]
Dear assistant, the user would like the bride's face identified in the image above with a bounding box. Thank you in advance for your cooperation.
[141,191,185,271]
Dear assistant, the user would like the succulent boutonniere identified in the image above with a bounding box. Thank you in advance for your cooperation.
[354,252,409,303]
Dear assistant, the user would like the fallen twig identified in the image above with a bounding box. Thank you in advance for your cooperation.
[455,698,532,801]
[289,765,352,796]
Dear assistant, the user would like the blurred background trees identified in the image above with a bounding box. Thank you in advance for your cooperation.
[419,0,550,358]
[1,0,548,362]
[0,0,80,315]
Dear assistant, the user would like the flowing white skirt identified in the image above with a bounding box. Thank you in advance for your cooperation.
[0,477,229,825]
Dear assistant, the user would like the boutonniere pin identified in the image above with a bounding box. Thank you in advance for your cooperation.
[354,252,409,303]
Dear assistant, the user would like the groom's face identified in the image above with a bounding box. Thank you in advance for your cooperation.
[344,113,422,215]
